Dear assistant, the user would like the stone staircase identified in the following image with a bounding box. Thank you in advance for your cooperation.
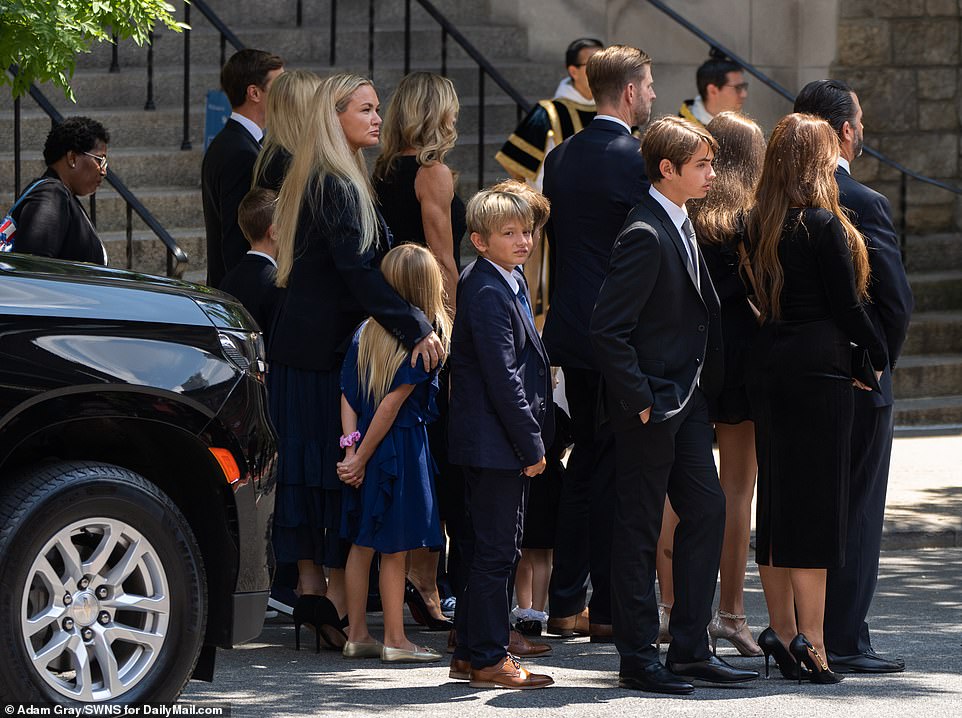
[1,0,960,428]
[894,234,962,428]
[0,0,555,279]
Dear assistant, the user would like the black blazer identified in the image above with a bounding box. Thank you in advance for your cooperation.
[541,118,649,370]
[448,259,554,470]
[269,175,434,371]
[219,252,279,343]
[836,166,914,407]
[202,118,261,288]
[591,193,723,429]
[10,169,106,265]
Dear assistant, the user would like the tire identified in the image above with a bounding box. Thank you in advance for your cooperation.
[0,462,207,703]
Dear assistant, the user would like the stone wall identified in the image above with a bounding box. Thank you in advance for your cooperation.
[833,0,962,232]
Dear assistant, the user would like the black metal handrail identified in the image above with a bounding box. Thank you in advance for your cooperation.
[643,0,962,256]
[6,66,189,278]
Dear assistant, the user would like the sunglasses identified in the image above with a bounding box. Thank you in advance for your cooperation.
[82,151,109,172]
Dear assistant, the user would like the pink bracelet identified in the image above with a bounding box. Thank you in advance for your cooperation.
[339,431,361,449]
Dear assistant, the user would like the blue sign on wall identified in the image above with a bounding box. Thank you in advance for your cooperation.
[204,90,232,151]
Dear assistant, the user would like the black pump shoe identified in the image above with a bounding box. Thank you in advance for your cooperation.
[789,634,843,685]
[292,595,347,652]
[404,580,454,631]
[758,627,807,680]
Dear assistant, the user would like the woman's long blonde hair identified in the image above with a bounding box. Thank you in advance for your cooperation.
[357,244,452,406]
[689,111,765,245]
[747,112,870,320]
[252,69,322,188]
[275,74,381,288]
[372,72,459,181]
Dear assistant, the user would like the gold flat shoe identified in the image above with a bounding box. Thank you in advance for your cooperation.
[381,644,443,663]
[342,640,383,658]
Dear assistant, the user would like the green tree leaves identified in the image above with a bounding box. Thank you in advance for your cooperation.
[0,0,185,101]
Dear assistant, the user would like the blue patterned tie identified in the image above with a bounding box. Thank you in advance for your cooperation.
[517,285,534,324]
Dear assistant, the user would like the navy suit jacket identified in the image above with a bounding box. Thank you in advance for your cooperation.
[836,166,914,407]
[202,118,261,288]
[541,118,649,370]
[448,259,554,470]
[219,252,279,343]
[590,193,723,430]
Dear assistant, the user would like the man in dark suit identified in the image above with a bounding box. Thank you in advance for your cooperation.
[591,116,757,694]
[540,45,654,643]
[219,187,279,341]
[794,80,914,675]
[202,49,284,289]
[448,190,554,689]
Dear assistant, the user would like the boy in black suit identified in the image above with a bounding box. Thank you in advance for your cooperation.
[591,116,757,693]
[448,190,555,690]
[220,187,280,342]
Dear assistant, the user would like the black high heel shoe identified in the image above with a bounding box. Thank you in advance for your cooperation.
[292,595,347,652]
[404,580,454,631]
[758,627,807,680]
[789,634,843,685]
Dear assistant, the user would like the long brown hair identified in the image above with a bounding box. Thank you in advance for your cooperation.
[357,244,452,406]
[747,112,870,320]
[689,111,764,245]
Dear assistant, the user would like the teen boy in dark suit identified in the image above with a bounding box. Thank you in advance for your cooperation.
[794,80,914,675]
[448,190,555,690]
[202,49,283,289]
[220,187,280,342]
[591,116,757,694]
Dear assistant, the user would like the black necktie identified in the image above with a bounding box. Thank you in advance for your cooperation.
[681,217,700,288]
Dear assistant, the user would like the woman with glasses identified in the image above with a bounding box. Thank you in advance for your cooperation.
[9,116,110,265]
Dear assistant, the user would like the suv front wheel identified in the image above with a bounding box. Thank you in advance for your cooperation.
[0,462,207,703]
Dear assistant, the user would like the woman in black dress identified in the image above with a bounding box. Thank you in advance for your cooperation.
[10,116,109,265]
[271,74,444,648]
[372,72,465,628]
[252,69,321,191]
[745,113,885,683]
[689,111,766,657]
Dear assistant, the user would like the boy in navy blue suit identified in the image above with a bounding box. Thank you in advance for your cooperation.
[448,190,555,690]
[220,187,280,343]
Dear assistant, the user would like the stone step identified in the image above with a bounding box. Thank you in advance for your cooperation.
[0,149,202,195]
[908,271,962,312]
[904,233,962,273]
[903,311,962,355]
[0,59,554,114]
[0,96,521,160]
[893,354,962,399]
[196,0,492,28]
[101,227,205,276]
[74,23,528,70]
[894,395,962,427]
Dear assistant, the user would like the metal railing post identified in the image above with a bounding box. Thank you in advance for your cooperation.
[110,34,120,73]
[330,0,337,65]
[899,173,908,262]
[14,95,21,196]
[126,204,134,269]
[296,0,303,27]
[368,0,375,79]
[404,0,411,75]
[441,28,447,76]
[478,67,484,190]
[181,2,192,150]
[145,31,156,110]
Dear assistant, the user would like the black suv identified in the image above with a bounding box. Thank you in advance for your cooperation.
[0,255,276,703]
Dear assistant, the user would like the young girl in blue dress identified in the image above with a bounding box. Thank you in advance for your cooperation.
[336,244,452,663]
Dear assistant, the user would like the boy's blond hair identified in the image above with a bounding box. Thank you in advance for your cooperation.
[490,180,550,233]
[466,189,533,239]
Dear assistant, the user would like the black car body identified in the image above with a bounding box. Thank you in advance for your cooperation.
[0,254,276,703]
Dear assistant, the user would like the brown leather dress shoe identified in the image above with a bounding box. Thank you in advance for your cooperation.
[469,655,554,689]
[447,629,457,654]
[589,623,614,643]
[510,629,552,656]
[449,656,471,680]
[546,608,589,637]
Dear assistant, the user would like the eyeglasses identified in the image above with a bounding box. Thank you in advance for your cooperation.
[724,83,750,94]
[82,151,109,171]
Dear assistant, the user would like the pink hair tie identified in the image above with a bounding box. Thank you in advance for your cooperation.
[339,431,361,449]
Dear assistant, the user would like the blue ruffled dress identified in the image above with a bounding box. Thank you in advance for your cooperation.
[340,324,443,553]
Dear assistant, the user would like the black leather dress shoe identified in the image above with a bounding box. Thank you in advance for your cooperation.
[667,654,759,684]
[619,662,694,695]
[827,651,905,674]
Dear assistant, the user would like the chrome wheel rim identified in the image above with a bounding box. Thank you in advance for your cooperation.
[20,517,171,701]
